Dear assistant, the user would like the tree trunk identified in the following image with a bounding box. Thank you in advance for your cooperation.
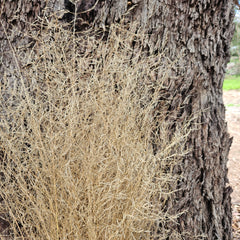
[81,1,235,238]
[0,0,235,239]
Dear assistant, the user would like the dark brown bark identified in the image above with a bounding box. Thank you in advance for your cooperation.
[80,1,235,238]
[0,0,66,84]
[0,0,235,239]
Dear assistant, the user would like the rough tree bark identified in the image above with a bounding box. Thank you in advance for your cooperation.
[0,0,235,239]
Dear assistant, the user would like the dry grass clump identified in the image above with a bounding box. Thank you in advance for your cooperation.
[0,19,189,239]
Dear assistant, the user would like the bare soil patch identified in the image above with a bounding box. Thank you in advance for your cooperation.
[223,90,240,239]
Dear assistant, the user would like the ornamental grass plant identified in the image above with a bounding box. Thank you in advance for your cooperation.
[0,17,190,239]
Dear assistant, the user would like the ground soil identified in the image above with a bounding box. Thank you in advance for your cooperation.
[223,90,240,239]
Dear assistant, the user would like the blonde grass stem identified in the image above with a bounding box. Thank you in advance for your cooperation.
[0,17,191,240]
